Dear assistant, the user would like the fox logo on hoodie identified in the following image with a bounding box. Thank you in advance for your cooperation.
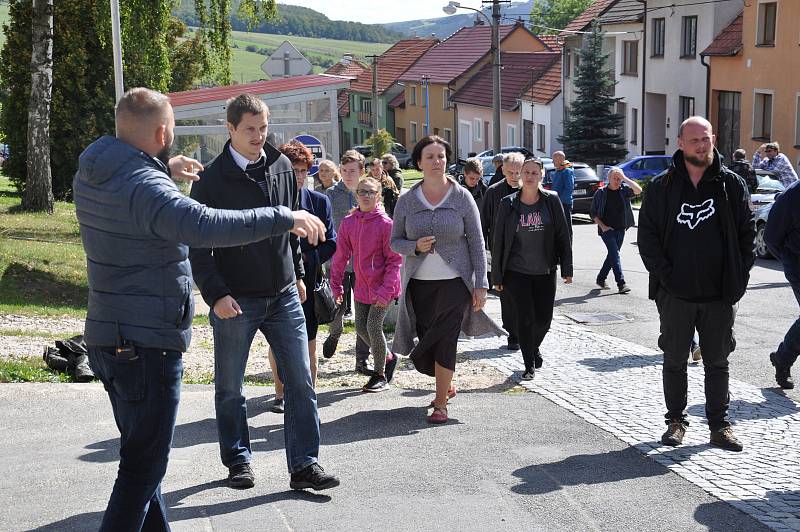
[676,199,715,230]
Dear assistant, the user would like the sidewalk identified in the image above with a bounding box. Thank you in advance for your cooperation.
[0,296,795,531]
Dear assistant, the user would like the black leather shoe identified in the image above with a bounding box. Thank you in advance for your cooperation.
[228,463,255,489]
[322,336,338,359]
[770,352,795,389]
[290,463,340,491]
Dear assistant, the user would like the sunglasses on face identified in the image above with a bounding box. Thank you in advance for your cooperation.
[356,189,378,197]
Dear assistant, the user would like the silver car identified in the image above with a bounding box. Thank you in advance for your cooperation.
[753,170,786,259]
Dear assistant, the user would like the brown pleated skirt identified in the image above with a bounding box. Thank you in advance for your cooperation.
[407,277,471,376]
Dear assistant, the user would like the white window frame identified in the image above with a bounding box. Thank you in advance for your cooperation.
[474,118,482,141]
[443,128,452,144]
[410,121,418,143]
[536,123,546,152]
[442,88,453,110]
[752,89,774,140]
[756,0,778,47]
[409,85,417,106]
[621,40,638,76]
[507,124,516,146]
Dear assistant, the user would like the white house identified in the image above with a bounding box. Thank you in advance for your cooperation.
[518,57,564,158]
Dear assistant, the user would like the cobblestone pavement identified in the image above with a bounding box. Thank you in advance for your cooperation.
[463,299,800,531]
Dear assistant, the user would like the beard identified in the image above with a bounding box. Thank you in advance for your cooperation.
[684,151,713,168]
[156,144,171,166]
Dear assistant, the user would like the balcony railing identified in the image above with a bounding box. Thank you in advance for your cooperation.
[358,111,372,126]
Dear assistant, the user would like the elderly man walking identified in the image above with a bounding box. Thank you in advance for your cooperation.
[638,116,755,453]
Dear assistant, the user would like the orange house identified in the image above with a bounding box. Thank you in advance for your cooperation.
[703,0,800,169]
[395,21,548,156]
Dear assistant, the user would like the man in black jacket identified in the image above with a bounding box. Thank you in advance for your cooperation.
[638,116,755,452]
[189,94,339,491]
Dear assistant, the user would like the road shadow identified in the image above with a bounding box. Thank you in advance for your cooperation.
[0,262,87,310]
[752,258,784,273]
[510,447,668,495]
[578,353,663,372]
[687,393,800,422]
[694,490,797,531]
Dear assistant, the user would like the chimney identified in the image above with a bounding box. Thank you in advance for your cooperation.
[341,53,353,65]
[473,15,485,26]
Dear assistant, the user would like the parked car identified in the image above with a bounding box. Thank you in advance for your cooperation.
[353,143,413,169]
[752,170,786,259]
[616,155,672,181]
[542,162,601,215]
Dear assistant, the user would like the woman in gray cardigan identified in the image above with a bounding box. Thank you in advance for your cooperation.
[391,136,504,424]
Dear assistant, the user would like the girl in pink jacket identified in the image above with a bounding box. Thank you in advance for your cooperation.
[330,177,403,392]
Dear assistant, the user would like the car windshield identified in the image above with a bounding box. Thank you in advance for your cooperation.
[756,173,786,193]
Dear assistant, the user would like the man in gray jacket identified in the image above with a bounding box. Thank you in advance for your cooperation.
[73,88,326,531]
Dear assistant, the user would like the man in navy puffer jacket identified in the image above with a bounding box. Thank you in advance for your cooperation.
[73,87,325,532]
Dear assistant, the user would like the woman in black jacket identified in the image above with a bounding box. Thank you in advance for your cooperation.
[491,157,573,380]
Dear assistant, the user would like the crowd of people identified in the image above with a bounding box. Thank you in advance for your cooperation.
[73,87,799,531]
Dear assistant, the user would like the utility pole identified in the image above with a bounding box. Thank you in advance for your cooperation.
[422,75,430,136]
[366,54,379,139]
[490,0,502,154]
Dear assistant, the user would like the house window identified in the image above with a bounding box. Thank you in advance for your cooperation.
[679,96,695,123]
[361,98,371,114]
[410,121,418,143]
[523,119,533,151]
[443,128,452,144]
[409,85,417,106]
[507,125,516,146]
[631,108,638,145]
[616,102,627,142]
[474,119,482,141]
[681,16,697,58]
[565,49,571,78]
[753,91,773,140]
[652,18,665,57]
[574,51,581,71]
[536,124,546,152]
[443,88,453,110]
[756,1,777,46]
[622,41,638,76]
[717,91,741,160]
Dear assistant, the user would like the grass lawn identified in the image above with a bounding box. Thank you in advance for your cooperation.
[0,177,88,318]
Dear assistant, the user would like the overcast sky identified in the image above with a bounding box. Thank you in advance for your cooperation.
[279,0,487,24]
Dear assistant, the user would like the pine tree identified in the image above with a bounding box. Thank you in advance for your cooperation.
[557,22,627,166]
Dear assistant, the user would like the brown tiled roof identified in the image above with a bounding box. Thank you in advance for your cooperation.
[400,24,524,85]
[522,59,562,104]
[597,0,643,25]
[349,37,439,94]
[701,12,743,56]
[537,34,562,52]
[325,59,370,78]
[337,90,350,118]
[451,52,560,111]
[388,91,405,109]
[561,0,615,34]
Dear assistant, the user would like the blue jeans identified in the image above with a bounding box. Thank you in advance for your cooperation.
[88,346,183,532]
[774,257,800,369]
[210,285,320,473]
[598,228,626,286]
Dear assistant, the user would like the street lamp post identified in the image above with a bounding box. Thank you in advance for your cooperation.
[443,0,506,154]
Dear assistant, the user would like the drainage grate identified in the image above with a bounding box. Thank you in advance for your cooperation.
[563,313,632,325]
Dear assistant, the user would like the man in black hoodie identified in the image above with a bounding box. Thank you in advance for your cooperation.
[639,116,755,452]
[189,94,339,491]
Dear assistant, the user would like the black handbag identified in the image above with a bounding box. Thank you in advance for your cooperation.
[314,266,338,325]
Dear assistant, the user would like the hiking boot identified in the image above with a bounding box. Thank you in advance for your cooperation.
[661,419,687,447]
[521,369,535,381]
[355,359,375,376]
[384,352,399,383]
[710,426,743,452]
[322,336,338,359]
[770,352,794,389]
[270,398,284,413]
[228,463,255,489]
[71,354,95,383]
[596,279,610,289]
[534,351,544,369]
[290,463,340,491]
[363,374,388,393]
[618,283,631,294]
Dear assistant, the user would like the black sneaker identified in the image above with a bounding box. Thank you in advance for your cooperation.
[384,353,399,383]
[363,374,388,392]
[228,463,255,489]
[618,283,631,294]
[770,352,795,389]
[596,279,610,289]
[322,336,338,359]
[355,359,375,376]
[521,369,535,381]
[290,463,340,491]
[661,419,687,447]
[270,398,284,413]
[710,426,743,452]
[534,351,543,369]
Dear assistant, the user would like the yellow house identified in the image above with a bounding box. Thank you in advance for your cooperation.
[395,21,548,156]
[703,0,800,168]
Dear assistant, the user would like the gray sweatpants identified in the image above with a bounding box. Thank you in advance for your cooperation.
[354,301,389,374]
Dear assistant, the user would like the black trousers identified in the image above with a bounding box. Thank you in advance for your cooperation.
[655,291,735,431]
[504,270,557,371]
[562,203,573,240]
[500,287,518,344]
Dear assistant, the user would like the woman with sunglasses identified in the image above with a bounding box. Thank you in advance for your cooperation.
[491,157,573,381]
[391,135,504,424]
[330,177,402,392]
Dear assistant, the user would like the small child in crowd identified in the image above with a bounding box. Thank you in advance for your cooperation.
[330,177,402,392]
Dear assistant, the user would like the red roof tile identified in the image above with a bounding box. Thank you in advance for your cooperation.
[701,12,743,56]
[350,38,439,94]
[400,24,524,85]
[522,59,562,104]
[537,34,562,52]
[451,52,560,111]
[561,0,615,34]
[337,90,350,118]
[168,75,351,108]
[325,59,370,78]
